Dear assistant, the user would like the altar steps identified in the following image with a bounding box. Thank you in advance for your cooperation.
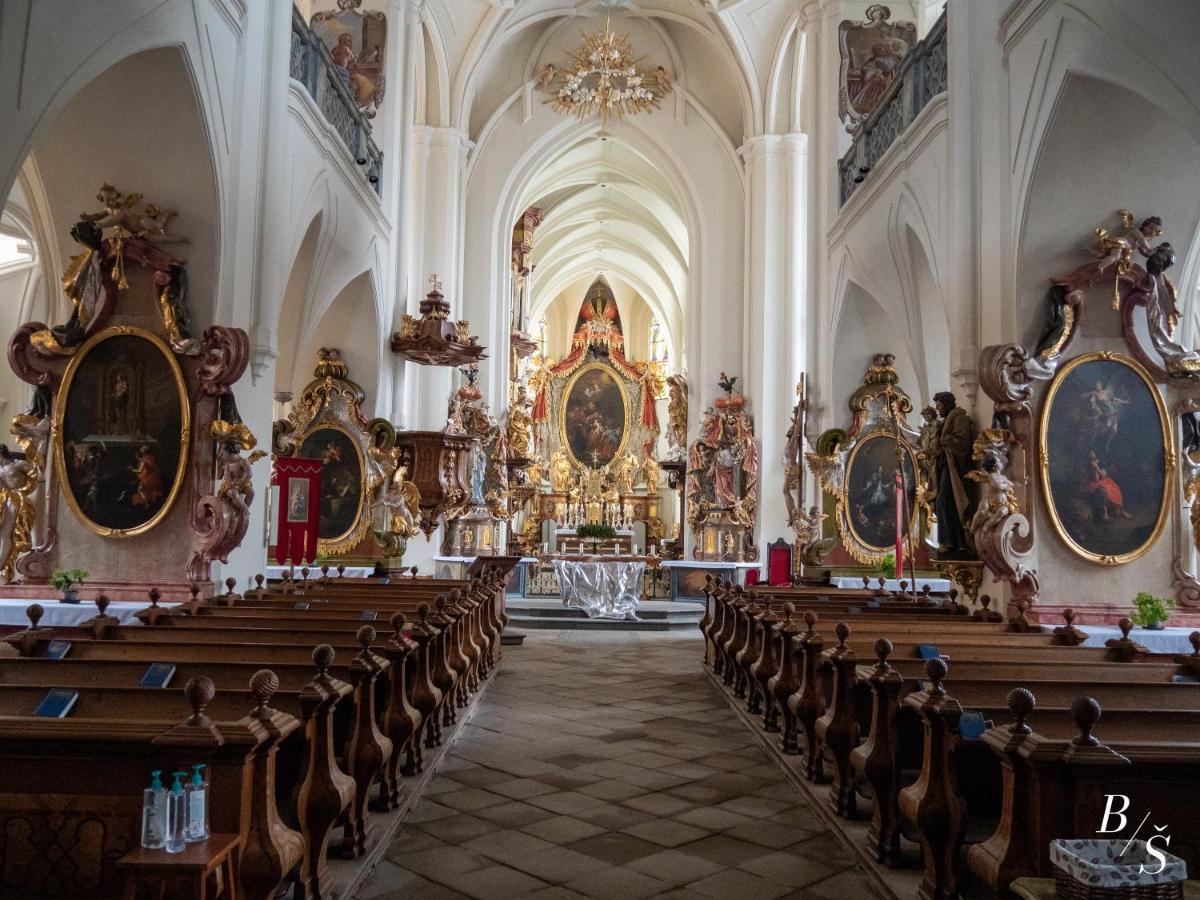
[505,597,704,631]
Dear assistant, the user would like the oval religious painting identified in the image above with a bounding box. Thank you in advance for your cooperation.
[843,432,918,555]
[561,363,629,469]
[55,327,190,537]
[1039,353,1171,564]
[298,426,364,544]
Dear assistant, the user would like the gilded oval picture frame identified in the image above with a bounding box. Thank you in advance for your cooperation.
[54,326,191,537]
[298,424,367,550]
[841,431,918,559]
[1038,352,1172,565]
[559,362,631,470]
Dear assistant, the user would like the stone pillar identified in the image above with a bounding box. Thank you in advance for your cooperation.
[741,133,809,553]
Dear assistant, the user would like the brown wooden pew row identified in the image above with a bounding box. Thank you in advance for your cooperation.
[0,673,306,900]
[895,660,1200,899]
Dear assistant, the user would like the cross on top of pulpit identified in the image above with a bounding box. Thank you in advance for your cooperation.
[428,273,443,294]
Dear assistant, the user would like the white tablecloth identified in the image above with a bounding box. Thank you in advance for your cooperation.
[0,597,168,627]
[830,577,951,592]
[1079,625,1196,655]
[552,559,644,621]
[267,564,375,579]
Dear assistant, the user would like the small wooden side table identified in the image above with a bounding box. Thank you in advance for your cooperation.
[117,833,240,900]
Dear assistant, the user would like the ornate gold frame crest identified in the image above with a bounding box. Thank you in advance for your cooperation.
[807,355,928,565]
[274,349,390,556]
[1037,351,1172,566]
[557,360,634,471]
[53,325,191,538]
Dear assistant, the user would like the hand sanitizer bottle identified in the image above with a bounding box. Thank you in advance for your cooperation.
[186,764,208,842]
[140,770,167,849]
[165,771,187,853]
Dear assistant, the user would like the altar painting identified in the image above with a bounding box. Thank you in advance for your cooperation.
[1039,353,1170,564]
[561,363,629,469]
[55,327,189,536]
[299,426,365,543]
[844,432,917,552]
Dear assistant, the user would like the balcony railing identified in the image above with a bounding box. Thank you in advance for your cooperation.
[290,6,383,196]
[838,11,947,207]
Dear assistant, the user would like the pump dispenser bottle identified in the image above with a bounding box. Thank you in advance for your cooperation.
[140,770,167,849]
[165,771,187,853]
[186,764,208,842]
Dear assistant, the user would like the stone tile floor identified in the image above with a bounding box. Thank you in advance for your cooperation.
[355,630,882,899]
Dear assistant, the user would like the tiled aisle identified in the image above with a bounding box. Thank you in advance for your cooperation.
[356,630,880,900]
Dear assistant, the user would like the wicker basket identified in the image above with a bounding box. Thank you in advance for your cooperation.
[1050,840,1186,900]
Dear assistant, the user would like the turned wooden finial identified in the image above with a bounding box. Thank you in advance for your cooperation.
[435,595,447,614]
[1007,688,1035,734]
[1063,608,1076,625]
[337,563,346,577]
[1118,617,1133,640]
[357,625,376,654]
[1070,696,1102,747]
[300,566,309,581]
[874,637,893,671]
[1016,599,1028,614]
[921,585,932,601]
[862,576,870,589]
[924,656,948,695]
[417,602,430,624]
[781,601,794,623]
[411,566,419,578]
[26,603,44,629]
[948,588,959,606]
[835,622,851,648]
[390,611,407,636]
[1190,631,1200,656]
[95,595,110,616]
[803,610,817,634]
[225,577,237,594]
[980,594,992,612]
[189,583,200,602]
[254,574,265,589]
[312,644,335,679]
[147,588,161,608]
[250,669,279,718]
[899,579,909,594]
[184,676,216,727]
[320,564,330,577]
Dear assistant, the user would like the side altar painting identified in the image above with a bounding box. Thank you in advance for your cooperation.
[838,5,916,133]
[975,208,1200,610]
[310,1,387,119]
[4,184,260,594]
[273,348,419,563]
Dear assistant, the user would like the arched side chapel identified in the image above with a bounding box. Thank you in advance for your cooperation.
[2,1,1200,896]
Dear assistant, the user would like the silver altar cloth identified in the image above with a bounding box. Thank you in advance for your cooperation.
[551,559,645,620]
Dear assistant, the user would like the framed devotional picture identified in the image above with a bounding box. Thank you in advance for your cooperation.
[559,362,631,469]
[53,326,190,537]
[842,431,918,556]
[1039,352,1172,565]
[298,425,366,547]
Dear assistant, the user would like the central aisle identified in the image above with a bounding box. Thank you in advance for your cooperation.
[357,631,879,900]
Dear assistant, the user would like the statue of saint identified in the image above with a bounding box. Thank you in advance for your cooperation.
[506,385,533,459]
[614,451,639,494]
[931,392,973,555]
[666,375,688,460]
[642,456,661,494]
[0,445,35,583]
[549,448,573,493]
[916,405,939,490]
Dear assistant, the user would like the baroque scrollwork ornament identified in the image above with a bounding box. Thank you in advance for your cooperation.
[965,428,1038,602]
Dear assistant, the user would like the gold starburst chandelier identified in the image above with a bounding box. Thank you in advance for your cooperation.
[539,20,673,123]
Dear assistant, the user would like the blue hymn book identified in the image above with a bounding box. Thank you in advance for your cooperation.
[140,663,177,689]
[34,689,79,718]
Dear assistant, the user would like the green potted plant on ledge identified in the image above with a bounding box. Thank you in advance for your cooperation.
[577,523,617,553]
[875,553,896,581]
[51,568,89,604]
[1130,591,1174,631]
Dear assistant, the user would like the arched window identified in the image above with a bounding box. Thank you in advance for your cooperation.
[0,229,33,271]
[649,320,668,363]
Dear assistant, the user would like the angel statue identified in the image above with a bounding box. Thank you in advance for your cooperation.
[506,385,533,459]
[1094,210,1162,309]
[967,447,1018,535]
[550,448,573,493]
[0,445,37,582]
[792,505,834,567]
[536,62,557,92]
[381,463,422,538]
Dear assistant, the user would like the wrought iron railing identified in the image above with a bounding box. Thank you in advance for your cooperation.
[290,6,383,196]
[838,11,947,207]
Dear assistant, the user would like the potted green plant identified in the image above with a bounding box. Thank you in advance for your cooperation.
[875,553,896,580]
[577,523,617,552]
[1130,591,1174,630]
[51,568,89,604]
